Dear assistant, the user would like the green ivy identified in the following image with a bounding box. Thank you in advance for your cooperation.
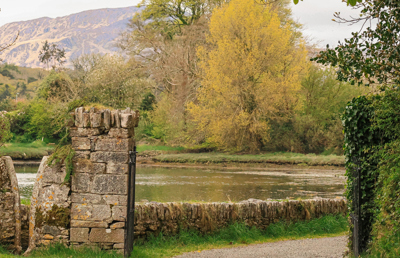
[343,88,400,254]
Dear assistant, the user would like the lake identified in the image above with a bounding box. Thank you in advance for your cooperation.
[15,164,345,202]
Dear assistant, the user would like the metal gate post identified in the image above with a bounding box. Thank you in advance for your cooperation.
[351,157,361,257]
[124,146,137,258]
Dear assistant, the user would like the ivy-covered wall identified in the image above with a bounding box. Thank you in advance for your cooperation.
[343,88,400,256]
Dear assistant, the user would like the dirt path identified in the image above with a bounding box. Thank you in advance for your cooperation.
[175,236,347,258]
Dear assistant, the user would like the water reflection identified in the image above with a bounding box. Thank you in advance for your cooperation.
[15,165,345,202]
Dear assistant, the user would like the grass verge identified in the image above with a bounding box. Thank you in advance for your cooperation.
[0,141,54,160]
[0,215,347,258]
[137,145,185,152]
[131,214,348,257]
[151,152,345,166]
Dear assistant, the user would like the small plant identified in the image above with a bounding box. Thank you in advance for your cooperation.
[47,144,75,184]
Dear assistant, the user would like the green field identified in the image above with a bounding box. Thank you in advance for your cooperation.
[151,152,345,166]
[0,141,54,160]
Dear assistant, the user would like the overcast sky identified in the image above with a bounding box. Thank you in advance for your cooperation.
[0,0,364,48]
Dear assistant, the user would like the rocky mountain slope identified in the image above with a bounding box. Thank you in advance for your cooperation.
[0,6,140,68]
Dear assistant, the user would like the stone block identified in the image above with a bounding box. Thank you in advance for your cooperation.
[74,151,90,159]
[120,113,133,128]
[38,185,70,210]
[107,163,129,174]
[43,234,54,240]
[92,205,112,221]
[71,204,92,220]
[90,152,129,163]
[74,159,106,174]
[70,128,102,137]
[95,138,133,152]
[42,225,61,236]
[89,228,124,243]
[91,175,127,195]
[71,173,92,193]
[42,165,66,184]
[82,112,90,128]
[71,193,102,204]
[111,110,121,128]
[75,107,84,127]
[107,128,134,138]
[103,195,127,206]
[103,109,111,130]
[72,137,91,150]
[110,222,125,229]
[112,206,127,221]
[70,228,89,242]
[71,220,108,228]
[114,243,124,249]
[90,111,103,128]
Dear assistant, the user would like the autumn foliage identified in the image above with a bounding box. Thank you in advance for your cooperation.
[188,0,308,151]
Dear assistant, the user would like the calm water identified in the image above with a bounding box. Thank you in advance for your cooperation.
[15,165,345,201]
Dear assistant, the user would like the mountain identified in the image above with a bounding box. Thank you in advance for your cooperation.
[0,6,140,68]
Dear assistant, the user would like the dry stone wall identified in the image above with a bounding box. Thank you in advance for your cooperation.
[133,198,347,238]
[69,107,138,250]
[0,156,22,253]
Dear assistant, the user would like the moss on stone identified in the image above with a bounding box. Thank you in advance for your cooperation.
[35,205,70,229]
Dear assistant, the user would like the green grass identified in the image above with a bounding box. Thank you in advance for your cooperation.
[20,198,31,206]
[130,214,348,257]
[0,141,54,160]
[137,145,185,152]
[152,152,345,166]
[0,215,348,258]
[0,244,122,258]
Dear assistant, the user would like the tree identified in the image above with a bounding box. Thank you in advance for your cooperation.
[0,111,10,147]
[304,1,400,87]
[188,0,308,151]
[38,40,66,70]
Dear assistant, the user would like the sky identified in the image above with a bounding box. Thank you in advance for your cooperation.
[0,0,364,48]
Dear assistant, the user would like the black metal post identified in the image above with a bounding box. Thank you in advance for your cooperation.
[351,157,361,257]
[124,146,137,258]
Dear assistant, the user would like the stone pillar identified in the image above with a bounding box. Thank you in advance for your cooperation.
[25,156,71,254]
[0,156,22,253]
[69,107,138,251]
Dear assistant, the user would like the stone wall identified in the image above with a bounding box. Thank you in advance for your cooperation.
[69,107,138,250]
[0,156,22,253]
[26,156,71,253]
[133,198,347,238]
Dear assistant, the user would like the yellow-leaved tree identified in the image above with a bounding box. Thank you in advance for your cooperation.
[188,0,308,152]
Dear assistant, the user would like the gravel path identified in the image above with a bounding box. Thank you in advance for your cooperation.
[175,236,347,258]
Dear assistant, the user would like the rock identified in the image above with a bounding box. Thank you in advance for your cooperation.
[90,152,129,163]
[70,228,89,242]
[71,221,108,228]
[72,137,91,150]
[120,113,133,128]
[43,234,54,240]
[108,128,134,138]
[112,206,127,222]
[110,222,125,229]
[71,173,92,193]
[91,175,128,195]
[74,159,105,174]
[92,205,112,221]
[106,163,129,174]
[89,228,124,243]
[95,138,133,152]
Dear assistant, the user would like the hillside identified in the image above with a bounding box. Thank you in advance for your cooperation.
[0,6,140,68]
